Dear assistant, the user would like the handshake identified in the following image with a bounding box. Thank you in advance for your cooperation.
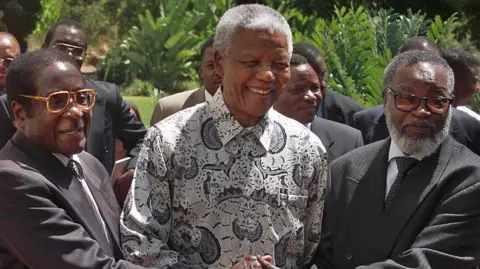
[232,256,277,269]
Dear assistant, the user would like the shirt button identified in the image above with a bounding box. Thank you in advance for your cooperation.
[345,251,352,260]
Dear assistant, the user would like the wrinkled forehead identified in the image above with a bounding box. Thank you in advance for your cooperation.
[49,25,87,48]
[393,62,449,89]
[35,62,85,95]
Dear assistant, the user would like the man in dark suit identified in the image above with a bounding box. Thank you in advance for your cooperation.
[293,42,364,125]
[0,19,147,202]
[274,54,363,161]
[0,49,146,268]
[313,51,480,268]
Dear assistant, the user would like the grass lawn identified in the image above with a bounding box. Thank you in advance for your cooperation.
[124,96,157,127]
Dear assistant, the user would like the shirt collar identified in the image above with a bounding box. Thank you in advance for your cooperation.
[388,139,426,162]
[52,153,80,167]
[204,87,213,102]
[208,88,274,150]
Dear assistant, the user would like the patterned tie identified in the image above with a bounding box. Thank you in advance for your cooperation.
[384,157,419,210]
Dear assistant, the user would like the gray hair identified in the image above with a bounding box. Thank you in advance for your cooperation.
[383,50,455,93]
[213,4,293,57]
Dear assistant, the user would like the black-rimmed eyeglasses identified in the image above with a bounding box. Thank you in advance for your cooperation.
[387,88,453,115]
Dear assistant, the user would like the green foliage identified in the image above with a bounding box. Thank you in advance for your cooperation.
[33,0,63,36]
[123,1,204,94]
[310,4,459,107]
[123,78,156,97]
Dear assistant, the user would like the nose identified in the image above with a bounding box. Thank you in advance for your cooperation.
[304,90,317,103]
[256,64,275,82]
[412,99,431,117]
[64,97,84,116]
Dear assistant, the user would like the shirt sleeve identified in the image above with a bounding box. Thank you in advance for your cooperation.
[303,143,329,265]
[120,127,202,269]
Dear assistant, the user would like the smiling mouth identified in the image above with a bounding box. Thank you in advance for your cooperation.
[248,87,273,95]
[58,126,84,135]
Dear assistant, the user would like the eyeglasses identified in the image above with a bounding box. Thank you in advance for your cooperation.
[52,42,86,60]
[21,89,97,113]
[0,57,14,68]
[387,88,453,115]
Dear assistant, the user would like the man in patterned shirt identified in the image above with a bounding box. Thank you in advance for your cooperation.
[120,4,328,269]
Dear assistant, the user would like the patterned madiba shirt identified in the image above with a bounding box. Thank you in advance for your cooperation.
[120,89,328,269]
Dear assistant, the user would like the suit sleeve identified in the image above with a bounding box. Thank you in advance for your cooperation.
[303,144,329,266]
[355,131,364,148]
[110,84,148,170]
[356,179,480,269]
[120,127,202,269]
[150,100,164,126]
[0,167,145,269]
[311,170,339,269]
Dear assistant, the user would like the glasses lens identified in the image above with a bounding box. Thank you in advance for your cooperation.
[395,94,418,111]
[427,97,450,114]
[75,91,95,109]
[48,92,69,112]
[1,57,13,68]
[53,43,71,53]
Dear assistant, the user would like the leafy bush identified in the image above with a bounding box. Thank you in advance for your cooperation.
[122,79,156,97]
[310,4,458,107]
[122,0,205,94]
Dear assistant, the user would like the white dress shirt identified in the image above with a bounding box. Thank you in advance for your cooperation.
[385,140,426,198]
[204,89,213,101]
[457,106,480,121]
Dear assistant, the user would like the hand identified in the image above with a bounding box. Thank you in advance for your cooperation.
[232,256,263,269]
[113,168,134,207]
[257,256,278,269]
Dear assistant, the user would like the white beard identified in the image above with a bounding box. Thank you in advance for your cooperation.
[385,107,452,156]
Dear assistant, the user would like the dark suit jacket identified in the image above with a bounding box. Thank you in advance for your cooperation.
[352,105,480,155]
[0,131,144,268]
[0,77,147,174]
[313,136,480,269]
[319,89,364,125]
[310,117,363,162]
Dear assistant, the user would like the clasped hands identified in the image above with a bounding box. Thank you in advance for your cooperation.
[232,255,278,269]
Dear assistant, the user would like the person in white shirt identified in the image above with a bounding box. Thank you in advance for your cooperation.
[442,48,480,121]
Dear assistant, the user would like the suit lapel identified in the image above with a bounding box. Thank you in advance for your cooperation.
[182,86,206,109]
[79,157,122,250]
[341,140,390,258]
[11,132,113,255]
[311,118,336,161]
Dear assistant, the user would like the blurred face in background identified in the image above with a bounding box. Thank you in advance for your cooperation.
[0,33,21,90]
[274,63,322,124]
[200,47,222,96]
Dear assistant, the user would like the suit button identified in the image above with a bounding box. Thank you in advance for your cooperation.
[345,251,352,260]
[105,146,108,153]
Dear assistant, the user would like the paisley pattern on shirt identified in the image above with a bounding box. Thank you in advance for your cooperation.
[120,90,328,269]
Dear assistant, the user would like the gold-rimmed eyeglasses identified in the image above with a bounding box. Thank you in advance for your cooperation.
[387,88,453,115]
[21,89,97,113]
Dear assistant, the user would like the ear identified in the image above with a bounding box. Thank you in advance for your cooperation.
[11,101,27,130]
[382,90,387,107]
[198,64,204,79]
[213,50,224,78]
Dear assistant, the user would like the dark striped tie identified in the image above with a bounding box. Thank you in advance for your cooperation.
[384,157,419,210]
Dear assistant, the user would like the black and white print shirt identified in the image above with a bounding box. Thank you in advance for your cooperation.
[120,89,328,269]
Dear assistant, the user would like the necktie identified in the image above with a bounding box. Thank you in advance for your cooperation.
[384,157,419,210]
[67,159,111,245]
